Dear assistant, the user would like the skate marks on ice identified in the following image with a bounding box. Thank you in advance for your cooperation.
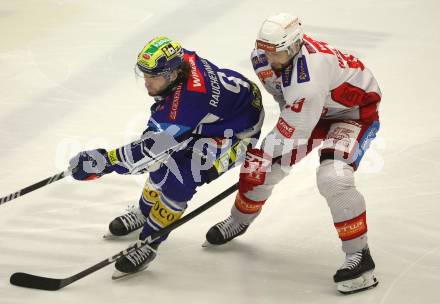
[305,25,390,50]
[0,0,241,160]
[378,245,440,304]
[364,138,440,303]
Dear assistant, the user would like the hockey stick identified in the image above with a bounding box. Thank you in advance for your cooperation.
[0,171,69,206]
[10,182,239,291]
[0,134,194,206]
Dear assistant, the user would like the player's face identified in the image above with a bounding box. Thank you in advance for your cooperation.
[265,50,291,70]
[143,73,169,96]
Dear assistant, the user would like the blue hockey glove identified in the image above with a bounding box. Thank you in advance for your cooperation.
[68,149,113,181]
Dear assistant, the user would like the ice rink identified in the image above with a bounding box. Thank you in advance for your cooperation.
[1,0,439,303]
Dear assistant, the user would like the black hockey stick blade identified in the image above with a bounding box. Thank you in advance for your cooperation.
[9,183,240,290]
[10,273,65,291]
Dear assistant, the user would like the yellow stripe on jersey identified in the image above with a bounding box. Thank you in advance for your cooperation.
[150,198,184,227]
[107,149,119,165]
[142,184,161,205]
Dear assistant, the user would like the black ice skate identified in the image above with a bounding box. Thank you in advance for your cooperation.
[333,247,379,294]
[203,216,249,247]
[104,206,147,238]
[112,241,160,279]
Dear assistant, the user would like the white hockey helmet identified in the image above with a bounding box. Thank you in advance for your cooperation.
[256,13,303,55]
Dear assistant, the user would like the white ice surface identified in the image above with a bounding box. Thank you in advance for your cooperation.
[1,1,439,303]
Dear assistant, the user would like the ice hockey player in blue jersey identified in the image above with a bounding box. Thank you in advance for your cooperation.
[68,36,264,279]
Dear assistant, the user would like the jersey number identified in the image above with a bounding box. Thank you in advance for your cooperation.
[304,35,365,71]
[217,72,250,93]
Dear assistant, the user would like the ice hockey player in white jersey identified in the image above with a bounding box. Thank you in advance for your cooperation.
[204,13,381,294]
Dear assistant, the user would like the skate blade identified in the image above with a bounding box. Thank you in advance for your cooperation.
[103,231,140,240]
[337,271,379,294]
[201,240,217,248]
[103,231,117,240]
[112,265,150,280]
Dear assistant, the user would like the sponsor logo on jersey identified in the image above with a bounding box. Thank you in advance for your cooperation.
[256,40,276,52]
[334,212,367,241]
[276,117,295,138]
[234,193,264,214]
[328,126,355,148]
[284,98,305,113]
[322,121,362,158]
[252,53,269,70]
[297,56,310,83]
[169,83,183,120]
[282,62,294,87]
[331,82,365,107]
[150,198,183,227]
[257,69,273,84]
[142,185,161,205]
[184,53,207,93]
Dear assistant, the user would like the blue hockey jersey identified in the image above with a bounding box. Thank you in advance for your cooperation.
[147,49,261,137]
[109,49,263,174]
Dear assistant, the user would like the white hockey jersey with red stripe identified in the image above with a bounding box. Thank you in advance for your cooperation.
[251,34,381,151]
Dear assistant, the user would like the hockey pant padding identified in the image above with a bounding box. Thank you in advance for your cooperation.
[316,159,368,253]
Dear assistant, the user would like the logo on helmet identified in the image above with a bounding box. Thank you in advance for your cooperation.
[143,53,151,59]
[256,40,276,52]
[152,37,171,48]
[162,44,180,59]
